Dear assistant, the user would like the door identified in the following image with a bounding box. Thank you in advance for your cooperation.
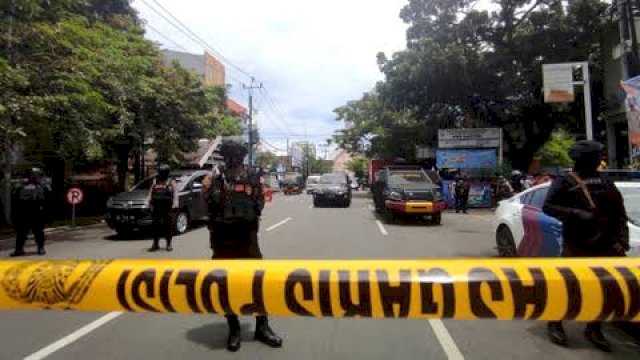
[518,187,562,257]
[187,174,207,221]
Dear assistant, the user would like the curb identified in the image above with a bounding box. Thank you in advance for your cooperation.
[0,221,107,243]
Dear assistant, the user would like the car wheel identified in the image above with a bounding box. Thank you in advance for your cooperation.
[431,212,442,225]
[313,199,320,207]
[115,228,132,239]
[174,211,189,235]
[496,226,517,257]
[344,200,351,208]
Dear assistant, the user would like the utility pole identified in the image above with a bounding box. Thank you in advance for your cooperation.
[243,78,263,167]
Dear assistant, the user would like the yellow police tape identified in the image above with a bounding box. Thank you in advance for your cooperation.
[0,258,638,321]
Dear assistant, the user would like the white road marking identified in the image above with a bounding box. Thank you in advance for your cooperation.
[367,204,374,210]
[24,312,122,360]
[308,204,313,209]
[376,220,388,235]
[266,217,292,232]
[428,319,465,360]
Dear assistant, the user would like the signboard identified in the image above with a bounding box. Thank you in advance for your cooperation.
[543,63,575,103]
[66,187,84,205]
[438,128,501,149]
[436,149,497,169]
[622,76,640,161]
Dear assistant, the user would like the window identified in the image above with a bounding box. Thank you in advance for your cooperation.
[190,174,207,190]
[527,188,549,209]
[519,191,533,205]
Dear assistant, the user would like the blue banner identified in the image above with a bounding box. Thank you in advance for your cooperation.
[436,149,497,169]
[442,180,494,208]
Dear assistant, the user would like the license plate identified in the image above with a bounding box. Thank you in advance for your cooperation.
[117,215,135,222]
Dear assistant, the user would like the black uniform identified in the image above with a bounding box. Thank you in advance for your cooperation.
[204,139,282,352]
[11,170,51,256]
[542,140,628,352]
[454,178,470,213]
[147,165,178,252]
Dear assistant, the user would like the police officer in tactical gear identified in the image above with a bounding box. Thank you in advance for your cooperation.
[542,140,628,352]
[145,164,178,252]
[454,175,470,213]
[203,138,283,352]
[10,168,51,257]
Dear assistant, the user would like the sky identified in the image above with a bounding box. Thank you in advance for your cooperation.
[131,0,409,156]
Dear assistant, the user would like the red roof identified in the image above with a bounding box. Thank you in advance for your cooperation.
[227,99,247,116]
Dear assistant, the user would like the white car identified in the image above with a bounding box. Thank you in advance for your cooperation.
[493,181,640,257]
[305,175,321,194]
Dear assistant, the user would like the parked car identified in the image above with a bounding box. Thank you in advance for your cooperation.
[313,172,352,207]
[493,181,640,257]
[106,169,210,237]
[282,179,303,195]
[372,165,445,224]
[305,175,321,194]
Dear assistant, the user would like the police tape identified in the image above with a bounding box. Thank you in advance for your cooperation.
[0,258,638,321]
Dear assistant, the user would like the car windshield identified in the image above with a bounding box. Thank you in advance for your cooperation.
[388,171,429,184]
[131,174,190,191]
[618,186,640,226]
[307,177,320,184]
[320,174,345,185]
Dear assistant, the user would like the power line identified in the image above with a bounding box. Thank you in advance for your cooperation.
[147,0,255,79]
[145,23,189,52]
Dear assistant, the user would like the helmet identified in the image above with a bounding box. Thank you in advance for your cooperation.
[219,138,248,166]
[158,164,170,181]
[569,140,603,162]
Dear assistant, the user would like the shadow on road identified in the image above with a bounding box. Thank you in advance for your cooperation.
[186,322,253,350]
[370,210,440,227]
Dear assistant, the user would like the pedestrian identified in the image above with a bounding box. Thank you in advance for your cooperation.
[510,170,524,193]
[145,164,178,252]
[10,168,51,257]
[454,175,470,213]
[542,140,628,352]
[202,138,283,352]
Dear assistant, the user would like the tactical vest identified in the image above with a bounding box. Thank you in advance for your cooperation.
[151,181,174,208]
[220,170,258,223]
[18,184,46,212]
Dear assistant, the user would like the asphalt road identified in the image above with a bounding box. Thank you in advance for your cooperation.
[0,192,638,360]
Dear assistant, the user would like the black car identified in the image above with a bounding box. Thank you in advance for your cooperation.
[372,165,445,224]
[313,172,352,207]
[106,170,210,236]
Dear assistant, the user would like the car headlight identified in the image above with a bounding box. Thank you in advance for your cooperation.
[106,197,114,208]
[388,191,403,201]
[433,189,443,201]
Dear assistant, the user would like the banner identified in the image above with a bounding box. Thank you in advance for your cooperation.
[621,76,640,161]
[436,149,497,169]
[543,63,575,103]
[442,181,494,208]
[0,259,639,321]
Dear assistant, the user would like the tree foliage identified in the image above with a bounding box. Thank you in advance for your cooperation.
[346,157,368,179]
[536,128,575,166]
[334,0,609,169]
[255,150,279,171]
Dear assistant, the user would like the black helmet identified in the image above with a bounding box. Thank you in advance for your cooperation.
[569,140,603,161]
[158,163,170,181]
[219,138,248,166]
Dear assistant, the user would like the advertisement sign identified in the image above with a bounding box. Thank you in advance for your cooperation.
[442,180,494,208]
[436,149,497,169]
[621,76,640,161]
[438,128,501,149]
[543,63,575,103]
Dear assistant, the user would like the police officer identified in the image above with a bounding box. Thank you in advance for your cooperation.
[203,139,282,352]
[145,164,178,252]
[454,175,470,213]
[542,140,628,352]
[10,168,51,257]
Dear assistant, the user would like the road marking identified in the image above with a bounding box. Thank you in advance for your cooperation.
[24,312,122,360]
[266,217,292,232]
[368,204,374,210]
[308,204,313,209]
[428,319,464,360]
[376,220,388,235]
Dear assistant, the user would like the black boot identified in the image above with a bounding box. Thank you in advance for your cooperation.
[547,322,568,347]
[226,316,241,352]
[148,240,160,252]
[585,323,611,352]
[255,316,283,348]
[166,238,173,252]
[37,247,46,256]
[9,250,25,257]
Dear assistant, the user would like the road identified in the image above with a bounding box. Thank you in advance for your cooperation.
[0,192,638,360]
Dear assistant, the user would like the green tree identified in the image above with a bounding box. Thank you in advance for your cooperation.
[255,151,279,171]
[346,158,368,179]
[536,129,575,167]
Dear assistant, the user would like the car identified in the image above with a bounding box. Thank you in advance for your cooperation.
[106,169,210,237]
[372,165,445,224]
[282,180,303,195]
[305,175,321,194]
[493,181,640,257]
[313,172,352,207]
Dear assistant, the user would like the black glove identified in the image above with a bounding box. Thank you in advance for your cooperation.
[572,209,595,222]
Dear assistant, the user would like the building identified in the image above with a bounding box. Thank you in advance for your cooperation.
[331,149,354,177]
[290,141,314,168]
[161,50,225,86]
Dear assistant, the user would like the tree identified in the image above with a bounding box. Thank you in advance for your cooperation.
[255,151,279,171]
[346,158,368,179]
[536,129,575,167]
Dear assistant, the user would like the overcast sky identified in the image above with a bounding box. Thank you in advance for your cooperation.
[131,0,408,156]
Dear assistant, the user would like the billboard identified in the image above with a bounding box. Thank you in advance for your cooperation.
[438,128,501,149]
[436,149,497,169]
[621,76,640,161]
[543,63,575,103]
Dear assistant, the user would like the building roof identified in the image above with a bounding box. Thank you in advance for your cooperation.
[227,99,248,117]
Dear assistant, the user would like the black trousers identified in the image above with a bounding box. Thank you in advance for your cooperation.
[15,219,45,251]
[210,220,264,330]
[455,194,469,212]
[152,208,173,243]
